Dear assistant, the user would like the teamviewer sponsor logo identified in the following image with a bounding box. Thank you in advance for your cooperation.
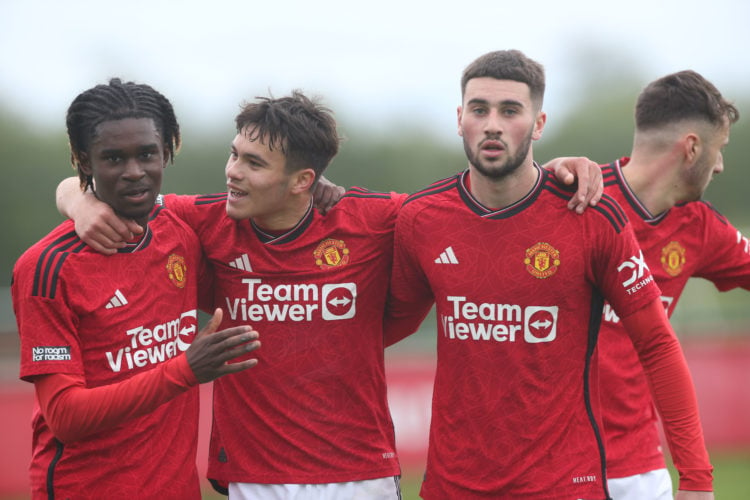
[32,346,72,362]
[225,278,357,322]
[321,283,356,320]
[105,310,196,373]
[440,296,558,343]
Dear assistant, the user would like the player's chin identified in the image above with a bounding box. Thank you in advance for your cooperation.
[225,202,251,221]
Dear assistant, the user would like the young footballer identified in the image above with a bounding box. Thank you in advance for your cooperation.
[563,70,745,500]
[12,79,261,499]
[57,90,601,499]
[386,50,714,500]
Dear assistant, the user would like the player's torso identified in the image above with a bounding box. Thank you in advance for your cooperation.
[185,192,402,482]
[17,212,202,499]
[408,171,637,499]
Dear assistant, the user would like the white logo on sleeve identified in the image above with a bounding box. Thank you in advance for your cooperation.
[434,246,459,264]
[617,251,654,295]
[105,289,128,309]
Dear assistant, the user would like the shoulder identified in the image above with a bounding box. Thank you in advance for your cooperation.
[330,186,405,219]
[403,174,460,207]
[675,199,729,225]
[587,193,630,234]
[13,221,89,299]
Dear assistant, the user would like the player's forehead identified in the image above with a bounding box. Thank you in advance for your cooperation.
[463,78,533,107]
[90,117,162,151]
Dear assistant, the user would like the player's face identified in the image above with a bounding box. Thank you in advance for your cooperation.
[225,129,297,222]
[80,117,166,227]
[458,77,545,180]
[683,120,730,201]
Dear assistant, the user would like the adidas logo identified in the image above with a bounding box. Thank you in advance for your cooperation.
[434,246,459,264]
[106,289,128,309]
[229,254,253,272]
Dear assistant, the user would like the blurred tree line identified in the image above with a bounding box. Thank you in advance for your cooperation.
[1,83,748,290]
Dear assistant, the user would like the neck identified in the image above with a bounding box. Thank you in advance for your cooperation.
[621,151,682,216]
[252,194,312,232]
[468,162,539,210]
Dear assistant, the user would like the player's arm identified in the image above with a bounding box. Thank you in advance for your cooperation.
[542,156,603,213]
[384,208,435,346]
[34,309,260,443]
[56,176,141,254]
[312,175,345,214]
[620,298,713,496]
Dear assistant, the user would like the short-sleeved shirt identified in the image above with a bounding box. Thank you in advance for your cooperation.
[12,198,203,499]
[164,189,406,485]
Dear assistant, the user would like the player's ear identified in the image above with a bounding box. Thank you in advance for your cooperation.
[683,132,700,164]
[457,106,464,137]
[532,111,547,141]
[292,168,316,194]
[76,152,92,176]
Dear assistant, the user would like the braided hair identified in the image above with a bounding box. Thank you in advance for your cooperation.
[65,78,181,189]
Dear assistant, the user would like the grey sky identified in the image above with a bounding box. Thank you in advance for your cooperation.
[1,0,748,140]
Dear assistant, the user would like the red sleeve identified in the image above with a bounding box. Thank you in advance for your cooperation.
[384,202,434,346]
[34,355,198,443]
[620,298,713,491]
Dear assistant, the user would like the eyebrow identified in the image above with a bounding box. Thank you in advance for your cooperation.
[231,142,269,166]
[99,143,160,155]
[466,97,525,108]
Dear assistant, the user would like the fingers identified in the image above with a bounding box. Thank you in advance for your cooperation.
[199,308,223,337]
[187,325,260,383]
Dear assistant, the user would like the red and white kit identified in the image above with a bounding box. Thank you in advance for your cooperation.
[388,166,711,499]
[164,189,407,487]
[599,157,750,479]
[13,199,203,500]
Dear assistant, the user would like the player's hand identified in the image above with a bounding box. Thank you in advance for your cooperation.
[313,175,345,215]
[675,490,714,500]
[186,308,260,383]
[71,191,143,254]
[543,156,602,214]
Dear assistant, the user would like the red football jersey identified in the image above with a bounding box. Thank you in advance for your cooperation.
[599,158,750,478]
[12,199,203,499]
[389,167,695,499]
[164,190,406,485]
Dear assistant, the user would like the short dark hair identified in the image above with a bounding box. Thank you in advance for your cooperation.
[66,78,181,189]
[235,90,340,181]
[635,70,739,131]
[461,50,546,108]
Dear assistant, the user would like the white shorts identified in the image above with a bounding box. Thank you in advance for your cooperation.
[228,476,402,500]
[607,468,672,500]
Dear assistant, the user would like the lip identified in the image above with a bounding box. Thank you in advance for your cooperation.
[120,186,152,203]
[480,140,505,158]
[226,183,249,202]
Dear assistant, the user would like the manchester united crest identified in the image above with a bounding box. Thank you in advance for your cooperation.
[524,242,560,279]
[166,253,187,288]
[314,239,350,270]
[661,241,686,277]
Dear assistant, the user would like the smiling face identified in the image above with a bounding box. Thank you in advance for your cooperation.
[224,128,299,223]
[79,117,166,227]
[458,77,546,180]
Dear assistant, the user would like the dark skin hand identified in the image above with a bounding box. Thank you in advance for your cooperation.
[186,308,261,383]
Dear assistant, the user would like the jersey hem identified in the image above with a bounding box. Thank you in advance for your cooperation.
[208,465,401,485]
